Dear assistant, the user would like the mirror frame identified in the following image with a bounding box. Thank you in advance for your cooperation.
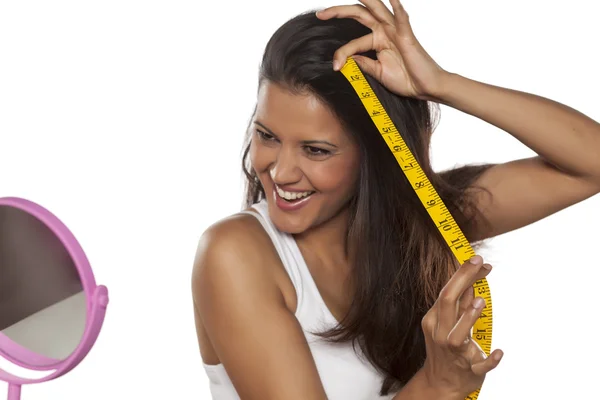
[0,196,108,386]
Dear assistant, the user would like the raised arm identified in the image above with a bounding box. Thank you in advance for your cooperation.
[192,215,329,400]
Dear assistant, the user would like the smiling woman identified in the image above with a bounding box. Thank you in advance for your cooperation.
[191,0,600,399]
[192,8,497,400]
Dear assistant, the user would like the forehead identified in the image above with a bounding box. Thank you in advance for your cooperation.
[255,81,349,142]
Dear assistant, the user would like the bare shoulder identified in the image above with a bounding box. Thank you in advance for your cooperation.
[192,209,281,308]
[194,210,270,267]
[190,210,328,399]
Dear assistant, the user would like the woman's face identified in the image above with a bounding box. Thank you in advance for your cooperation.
[250,81,360,234]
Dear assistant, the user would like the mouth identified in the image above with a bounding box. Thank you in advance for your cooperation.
[272,184,316,212]
[274,184,316,203]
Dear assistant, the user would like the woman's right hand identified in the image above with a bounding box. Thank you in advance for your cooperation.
[420,255,503,399]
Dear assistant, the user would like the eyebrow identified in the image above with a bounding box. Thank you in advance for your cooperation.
[254,120,339,148]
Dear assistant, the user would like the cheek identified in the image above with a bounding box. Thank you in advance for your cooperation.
[310,159,359,193]
[249,140,266,170]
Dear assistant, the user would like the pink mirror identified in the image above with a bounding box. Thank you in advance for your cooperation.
[0,197,109,400]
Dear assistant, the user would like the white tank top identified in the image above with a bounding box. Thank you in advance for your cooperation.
[202,199,398,400]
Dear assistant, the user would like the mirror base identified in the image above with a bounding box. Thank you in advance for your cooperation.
[7,383,21,400]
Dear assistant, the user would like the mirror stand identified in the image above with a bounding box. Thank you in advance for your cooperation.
[7,384,20,400]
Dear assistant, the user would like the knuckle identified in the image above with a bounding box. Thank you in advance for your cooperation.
[397,10,409,21]
[432,334,446,347]
[438,286,449,298]
[353,4,369,17]
[439,291,454,305]
[447,335,465,349]
[421,313,434,332]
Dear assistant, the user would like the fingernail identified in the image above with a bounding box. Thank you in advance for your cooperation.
[333,59,340,70]
[469,255,483,264]
[473,297,485,309]
[494,351,503,361]
[482,263,492,270]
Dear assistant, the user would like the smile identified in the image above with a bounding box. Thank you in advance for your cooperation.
[275,184,315,201]
[273,185,316,211]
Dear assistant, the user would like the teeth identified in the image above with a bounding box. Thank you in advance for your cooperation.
[276,185,314,201]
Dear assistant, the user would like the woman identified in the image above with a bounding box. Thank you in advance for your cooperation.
[192,1,600,399]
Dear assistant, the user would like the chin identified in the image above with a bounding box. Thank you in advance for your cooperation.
[274,221,308,235]
[268,205,311,234]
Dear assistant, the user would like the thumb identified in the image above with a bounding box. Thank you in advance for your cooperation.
[351,55,379,79]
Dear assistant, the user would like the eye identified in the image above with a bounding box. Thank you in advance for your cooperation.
[305,146,331,157]
[256,129,275,142]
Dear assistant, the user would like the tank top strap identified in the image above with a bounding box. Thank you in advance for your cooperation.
[241,199,341,329]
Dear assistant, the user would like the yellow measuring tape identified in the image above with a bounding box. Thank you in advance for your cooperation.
[340,57,492,400]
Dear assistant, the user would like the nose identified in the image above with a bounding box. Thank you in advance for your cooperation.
[270,146,302,185]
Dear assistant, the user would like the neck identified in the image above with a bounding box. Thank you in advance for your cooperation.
[293,203,353,271]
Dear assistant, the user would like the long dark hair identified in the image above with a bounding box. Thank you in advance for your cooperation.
[240,11,495,396]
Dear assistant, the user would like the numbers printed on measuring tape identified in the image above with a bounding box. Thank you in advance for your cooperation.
[339,57,493,400]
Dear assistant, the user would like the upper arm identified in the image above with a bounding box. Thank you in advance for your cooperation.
[191,216,328,400]
[466,156,600,241]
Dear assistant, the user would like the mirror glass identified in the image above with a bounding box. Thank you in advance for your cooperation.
[0,205,86,362]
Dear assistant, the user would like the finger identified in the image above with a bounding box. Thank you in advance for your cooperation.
[351,55,380,78]
[446,296,486,352]
[358,0,395,26]
[436,256,491,340]
[457,266,491,322]
[421,305,437,347]
[436,257,487,338]
[457,283,474,316]
[460,337,487,370]
[332,34,373,70]
[471,349,504,376]
[388,0,416,38]
[316,4,379,30]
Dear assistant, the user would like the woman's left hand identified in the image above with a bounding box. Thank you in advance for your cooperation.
[316,0,451,102]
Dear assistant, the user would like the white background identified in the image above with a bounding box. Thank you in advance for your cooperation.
[0,0,598,399]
